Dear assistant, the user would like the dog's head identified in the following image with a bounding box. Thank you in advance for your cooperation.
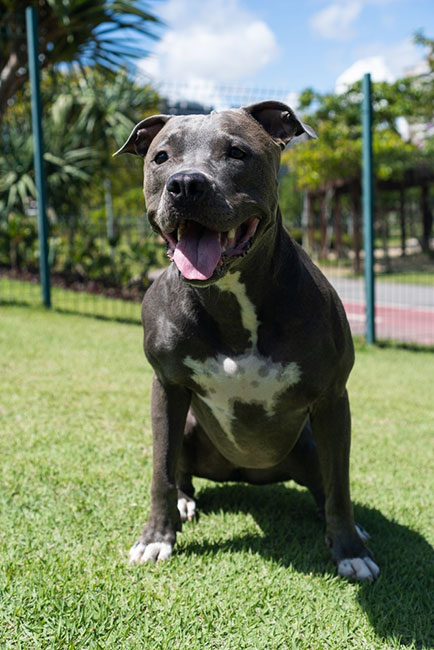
[114,101,316,286]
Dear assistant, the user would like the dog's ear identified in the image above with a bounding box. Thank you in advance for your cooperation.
[113,115,171,158]
[243,101,317,148]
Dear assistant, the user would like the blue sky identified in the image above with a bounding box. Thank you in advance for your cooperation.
[137,0,433,106]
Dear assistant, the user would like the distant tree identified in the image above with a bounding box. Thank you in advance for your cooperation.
[0,67,159,217]
[414,31,434,70]
[289,33,434,191]
[281,58,434,264]
[69,67,159,242]
[0,0,160,119]
[0,82,96,216]
[284,85,419,193]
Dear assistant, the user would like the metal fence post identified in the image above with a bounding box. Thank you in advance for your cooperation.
[26,6,51,308]
[362,73,375,343]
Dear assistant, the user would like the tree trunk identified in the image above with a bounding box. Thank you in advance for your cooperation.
[307,192,315,254]
[104,176,116,258]
[0,52,25,121]
[380,205,391,273]
[399,188,406,257]
[334,191,343,259]
[320,186,334,259]
[351,183,362,274]
[301,191,309,250]
[421,183,433,254]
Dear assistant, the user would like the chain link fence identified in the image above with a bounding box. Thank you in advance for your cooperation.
[1,82,433,344]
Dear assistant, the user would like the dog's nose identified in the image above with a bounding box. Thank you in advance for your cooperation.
[166,171,209,203]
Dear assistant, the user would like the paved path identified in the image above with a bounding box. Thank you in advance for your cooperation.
[327,277,434,345]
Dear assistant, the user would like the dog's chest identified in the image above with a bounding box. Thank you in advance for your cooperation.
[183,272,302,450]
[185,350,300,427]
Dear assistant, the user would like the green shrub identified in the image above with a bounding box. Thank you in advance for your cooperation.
[0,213,39,269]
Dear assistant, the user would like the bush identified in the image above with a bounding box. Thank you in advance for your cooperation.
[0,213,39,270]
[49,216,167,288]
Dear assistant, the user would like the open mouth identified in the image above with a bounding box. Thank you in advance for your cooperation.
[162,216,260,282]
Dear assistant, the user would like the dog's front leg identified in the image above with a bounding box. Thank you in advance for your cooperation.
[311,389,380,581]
[129,373,191,564]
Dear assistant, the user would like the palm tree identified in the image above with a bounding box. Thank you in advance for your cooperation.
[70,66,159,248]
[0,66,158,217]
[0,0,160,118]
[0,86,96,216]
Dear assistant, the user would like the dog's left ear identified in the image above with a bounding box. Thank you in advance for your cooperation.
[243,101,317,148]
[113,114,171,157]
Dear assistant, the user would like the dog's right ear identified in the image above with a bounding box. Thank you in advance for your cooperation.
[243,101,317,149]
[113,115,171,158]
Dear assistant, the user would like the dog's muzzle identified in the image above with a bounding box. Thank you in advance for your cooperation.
[162,217,260,282]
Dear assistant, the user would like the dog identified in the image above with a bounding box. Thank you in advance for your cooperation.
[114,101,379,581]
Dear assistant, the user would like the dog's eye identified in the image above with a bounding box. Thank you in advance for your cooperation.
[229,146,245,160]
[154,151,168,164]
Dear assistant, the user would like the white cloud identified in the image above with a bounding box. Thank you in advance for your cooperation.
[283,92,300,111]
[156,78,234,112]
[335,37,427,92]
[379,38,429,79]
[137,0,279,95]
[309,1,362,40]
[335,56,394,92]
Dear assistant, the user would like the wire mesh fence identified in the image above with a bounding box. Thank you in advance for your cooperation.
[1,208,433,344]
[0,213,160,324]
[1,82,433,344]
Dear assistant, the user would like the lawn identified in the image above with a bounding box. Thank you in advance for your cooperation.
[0,305,433,650]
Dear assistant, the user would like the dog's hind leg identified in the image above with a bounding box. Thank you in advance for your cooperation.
[282,420,325,519]
[310,389,379,582]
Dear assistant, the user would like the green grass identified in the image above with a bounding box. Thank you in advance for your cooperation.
[1,305,433,650]
[374,270,434,286]
[0,276,141,323]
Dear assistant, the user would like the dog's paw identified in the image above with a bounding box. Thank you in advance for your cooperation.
[129,540,173,564]
[355,523,371,543]
[337,556,380,582]
[177,496,196,522]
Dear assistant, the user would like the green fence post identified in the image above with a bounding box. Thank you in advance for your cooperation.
[362,73,375,343]
[26,6,51,308]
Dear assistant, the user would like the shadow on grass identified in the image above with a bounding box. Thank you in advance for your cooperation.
[182,483,433,649]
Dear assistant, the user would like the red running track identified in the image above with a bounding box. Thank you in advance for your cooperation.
[343,301,434,345]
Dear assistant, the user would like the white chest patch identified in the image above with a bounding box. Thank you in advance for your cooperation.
[184,272,302,450]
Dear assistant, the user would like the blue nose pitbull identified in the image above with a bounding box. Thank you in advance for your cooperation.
[114,101,379,582]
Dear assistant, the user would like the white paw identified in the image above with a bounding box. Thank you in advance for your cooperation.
[355,523,371,543]
[338,556,380,582]
[129,540,173,564]
[177,497,196,522]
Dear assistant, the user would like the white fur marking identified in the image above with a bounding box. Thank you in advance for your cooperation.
[218,271,259,346]
[129,541,146,564]
[223,357,238,375]
[355,523,371,543]
[142,542,173,563]
[129,540,173,564]
[177,497,196,522]
[364,557,380,580]
[187,500,196,520]
[184,271,302,450]
[338,557,379,582]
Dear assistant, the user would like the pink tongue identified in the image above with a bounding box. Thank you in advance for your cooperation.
[173,225,222,281]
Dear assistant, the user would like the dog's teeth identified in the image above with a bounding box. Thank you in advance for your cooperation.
[227,228,236,246]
